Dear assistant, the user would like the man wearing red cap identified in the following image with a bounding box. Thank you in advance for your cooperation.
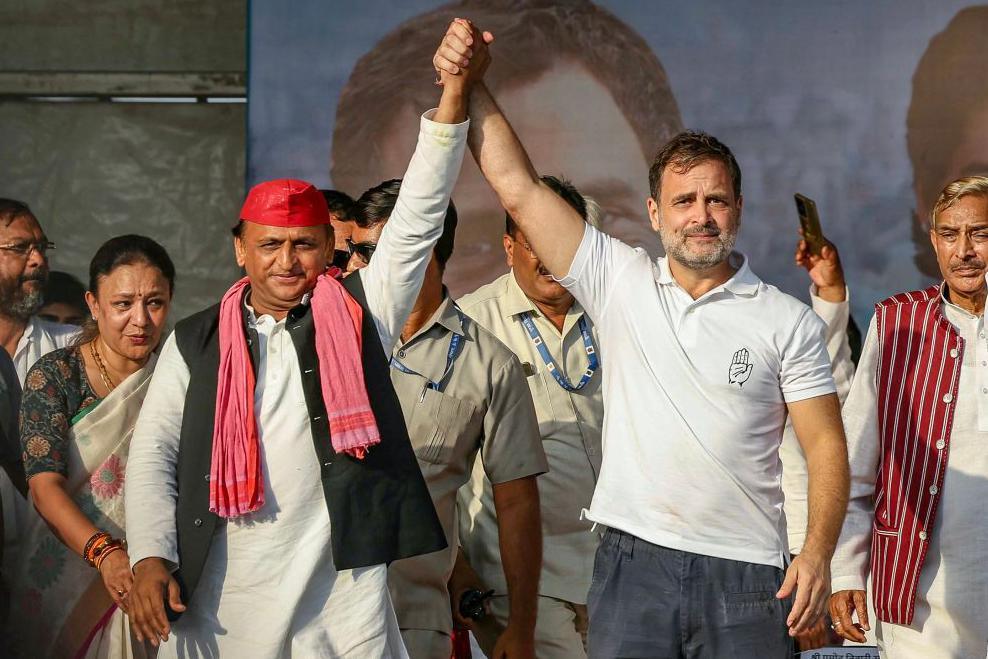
[122,26,490,658]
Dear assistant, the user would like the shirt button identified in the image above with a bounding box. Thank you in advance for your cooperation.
[936,439,946,450]
[919,530,928,541]
[982,361,987,367]
[943,393,953,404]
[194,518,203,527]
[950,348,959,358]
[929,485,939,495]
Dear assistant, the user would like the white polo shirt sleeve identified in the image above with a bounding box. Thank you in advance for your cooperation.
[557,223,643,321]
[780,306,838,403]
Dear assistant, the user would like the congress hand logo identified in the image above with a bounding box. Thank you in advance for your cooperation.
[728,348,753,387]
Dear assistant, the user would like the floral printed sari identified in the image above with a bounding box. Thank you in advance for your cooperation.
[9,356,156,658]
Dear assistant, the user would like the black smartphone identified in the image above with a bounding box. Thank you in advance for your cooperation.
[794,193,825,255]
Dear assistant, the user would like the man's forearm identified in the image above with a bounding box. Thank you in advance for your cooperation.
[434,80,468,124]
[467,83,540,213]
[467,83,585,277]
[492,476,541,631]
[800,405,850,558]
[804,446,849,558]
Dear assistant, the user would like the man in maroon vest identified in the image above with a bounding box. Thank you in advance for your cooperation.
[830,175,988,657]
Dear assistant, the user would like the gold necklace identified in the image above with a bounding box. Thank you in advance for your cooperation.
[90,339,117,392]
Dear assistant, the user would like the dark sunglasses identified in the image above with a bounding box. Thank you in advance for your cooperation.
[346,239,378,263]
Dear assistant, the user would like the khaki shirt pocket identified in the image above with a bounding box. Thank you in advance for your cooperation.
[407,387,480,466]
[525,370,560,437]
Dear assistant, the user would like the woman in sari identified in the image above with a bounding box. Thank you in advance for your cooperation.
[9,235,175,658]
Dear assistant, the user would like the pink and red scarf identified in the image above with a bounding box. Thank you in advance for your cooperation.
[209,270,380,518]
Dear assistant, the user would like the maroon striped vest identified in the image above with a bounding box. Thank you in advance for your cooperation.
[871,285,963,625]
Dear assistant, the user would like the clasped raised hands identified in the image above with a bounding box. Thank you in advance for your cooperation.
[433,17,494,89]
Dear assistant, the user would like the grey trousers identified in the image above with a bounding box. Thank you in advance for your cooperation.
[587,529,794,659]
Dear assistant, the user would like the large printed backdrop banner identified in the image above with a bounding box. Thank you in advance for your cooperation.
[248,0,988,321]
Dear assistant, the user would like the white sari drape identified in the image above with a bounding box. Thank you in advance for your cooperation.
[9,358,156,658]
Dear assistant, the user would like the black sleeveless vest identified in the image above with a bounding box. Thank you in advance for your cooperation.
[170,274,445,615]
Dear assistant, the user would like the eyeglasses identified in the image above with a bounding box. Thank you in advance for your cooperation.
[0,240,55,258]
[346,239,378,263]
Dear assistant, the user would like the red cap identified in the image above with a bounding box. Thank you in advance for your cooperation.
[239,179,331,227]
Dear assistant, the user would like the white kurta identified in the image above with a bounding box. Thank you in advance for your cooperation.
[124,109,469,658]
[833,295,988,659]
[155,315,406,658]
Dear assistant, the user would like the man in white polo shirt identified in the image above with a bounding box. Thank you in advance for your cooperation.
[432,20,850,657]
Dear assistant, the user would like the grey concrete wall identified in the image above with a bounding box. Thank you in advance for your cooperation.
[0,0,247,322]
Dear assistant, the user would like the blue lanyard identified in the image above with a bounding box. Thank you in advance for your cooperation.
[390,308,466,394]
[519,312,598,391]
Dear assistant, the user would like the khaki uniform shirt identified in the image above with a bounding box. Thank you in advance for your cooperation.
[387,295,547,634]
[457,272,604,604]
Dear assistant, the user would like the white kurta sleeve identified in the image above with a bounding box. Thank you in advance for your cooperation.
[125,332,190,569]
[781,286,856,554]
[831,314,881,593]
[358,110,469,351]
[809,285,855,403]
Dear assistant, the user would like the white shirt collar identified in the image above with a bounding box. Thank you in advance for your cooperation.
[939,283,984,320]
[654,252,760,297]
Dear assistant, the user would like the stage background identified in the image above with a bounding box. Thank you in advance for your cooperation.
[248,0,988,323]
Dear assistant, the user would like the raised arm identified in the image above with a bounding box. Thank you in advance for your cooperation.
[358,21,484,351]
[434,21,586,278]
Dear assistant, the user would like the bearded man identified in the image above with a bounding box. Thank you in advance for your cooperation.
[0,199,76,380]
[0,199,74,602]
[434,19,850,657]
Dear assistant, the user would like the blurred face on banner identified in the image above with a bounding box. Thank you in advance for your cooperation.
[369,61,655,294]
[332,1,683,296]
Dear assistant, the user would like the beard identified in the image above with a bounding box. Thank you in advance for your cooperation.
[659,221,738,270]
[0,272,47,320]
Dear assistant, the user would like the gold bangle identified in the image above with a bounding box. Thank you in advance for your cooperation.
[95,544,123,571]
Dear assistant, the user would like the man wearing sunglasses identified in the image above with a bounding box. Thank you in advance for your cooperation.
[345,237,378,272]
[320,188,358,270]
[348,179,547,659]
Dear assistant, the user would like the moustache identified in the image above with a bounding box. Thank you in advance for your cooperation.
[950,261,987,272]
[18,272,45,284]
[682,225,721,238]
